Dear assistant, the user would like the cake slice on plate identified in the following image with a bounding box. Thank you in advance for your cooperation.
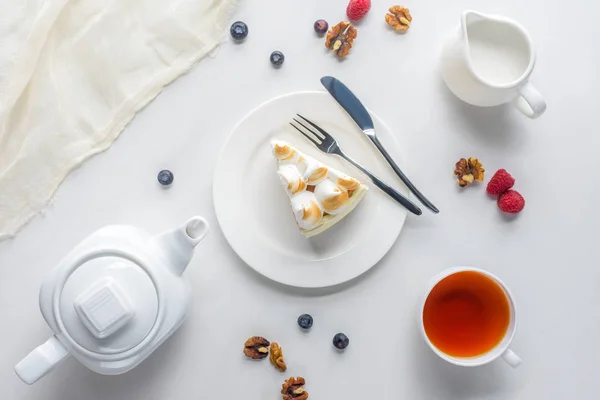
[272,140,368,237]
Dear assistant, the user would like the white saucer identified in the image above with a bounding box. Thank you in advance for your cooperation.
[213,91,409,288]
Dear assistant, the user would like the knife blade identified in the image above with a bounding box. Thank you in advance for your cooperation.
[320,76,375,131]
[320,76,439,213]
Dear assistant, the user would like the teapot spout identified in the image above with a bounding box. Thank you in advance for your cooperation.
[152,217,209,276]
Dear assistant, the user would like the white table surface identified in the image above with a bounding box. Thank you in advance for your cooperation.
[1,0,598,399]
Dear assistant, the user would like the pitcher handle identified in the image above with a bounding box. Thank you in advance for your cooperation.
[514,82,546,119]
[15,336,69,384]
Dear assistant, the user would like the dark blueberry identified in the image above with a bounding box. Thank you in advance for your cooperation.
[314,19,329,35]
[270,51,285,67]
[157,170,174,186]
[297,314,313,330]
[333,333,349,350]
[230,21,248,40]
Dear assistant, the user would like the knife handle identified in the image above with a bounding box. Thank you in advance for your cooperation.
[340,152,422,216]
[368,134,439,214]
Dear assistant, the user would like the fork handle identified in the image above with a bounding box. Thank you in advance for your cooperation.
[340,153,422,216]
[368,134,439,214]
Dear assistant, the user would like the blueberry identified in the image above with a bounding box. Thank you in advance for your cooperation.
[230,21,248,40]
[314,19,329,35]
[270,51,284,67]
[157,170,174,186]
[297,314,313,330]
[333,333,349,350]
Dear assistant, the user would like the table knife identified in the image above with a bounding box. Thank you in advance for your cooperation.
[320,76,439,214]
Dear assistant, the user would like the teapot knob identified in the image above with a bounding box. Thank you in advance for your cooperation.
[74,277,135,339]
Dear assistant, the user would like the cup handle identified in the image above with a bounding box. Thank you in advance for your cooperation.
[501,348,522,368]
[514,82,546,119]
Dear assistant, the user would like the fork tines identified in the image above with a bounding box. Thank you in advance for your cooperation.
[290,114,332,146]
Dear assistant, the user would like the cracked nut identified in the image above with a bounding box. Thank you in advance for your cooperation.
[281,377,308,400]
[454,157,485,187]
[325,21,357,58]
[243,336,270,359]
[270,342,287,372]
[385,6,412,31]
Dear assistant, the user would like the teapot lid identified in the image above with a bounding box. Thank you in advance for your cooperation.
[56,254,159,356]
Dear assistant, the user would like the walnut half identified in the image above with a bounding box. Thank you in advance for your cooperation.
[386,6,412,31]
[243,336,270,359]
[325,21,357,58]
[270,342,287,372]
[281,377,308,400]
[454,157,485,187]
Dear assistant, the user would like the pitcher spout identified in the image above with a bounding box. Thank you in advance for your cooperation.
[461,10,489,37]
[462,10,488,24]
[152,217,209,276]
[461,10,517,35]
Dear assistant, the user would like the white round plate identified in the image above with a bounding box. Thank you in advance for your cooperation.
[213,91,409,288]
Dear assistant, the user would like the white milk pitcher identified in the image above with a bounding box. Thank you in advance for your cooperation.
[441,10,546,119]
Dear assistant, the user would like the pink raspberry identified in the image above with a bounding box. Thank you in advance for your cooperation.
[346,0,371,21]
[486,169,515,196]
[498,190,525,214]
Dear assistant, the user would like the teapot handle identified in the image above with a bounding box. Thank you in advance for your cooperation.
[15,336,69,384]
[514,82,546,119]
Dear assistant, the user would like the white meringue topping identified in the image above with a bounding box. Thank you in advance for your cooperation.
[271,139,367,235]
[277,165,307,195]
[272,140,300,165]
[290,192,323,230]
[314,179,350,215]
[303,158,328,185]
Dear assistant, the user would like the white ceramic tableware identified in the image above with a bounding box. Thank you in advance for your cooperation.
[441,10,546,119]
[15,217,209,384]
[420,267,522,368]
[213,91,409,288]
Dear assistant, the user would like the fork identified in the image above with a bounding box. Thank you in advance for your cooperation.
[290,114,422,216]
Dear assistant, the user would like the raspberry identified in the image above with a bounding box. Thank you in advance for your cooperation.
[498,190,525,214]
[346,0,371,21]
[486,169,515,195]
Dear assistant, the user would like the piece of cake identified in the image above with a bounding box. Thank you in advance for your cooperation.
[272,140,368,237]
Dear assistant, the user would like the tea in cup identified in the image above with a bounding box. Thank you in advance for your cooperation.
[420,267,521,367]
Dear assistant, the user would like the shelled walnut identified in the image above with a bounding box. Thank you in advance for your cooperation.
[454,157,485,187]
[270,342,287,372]
[325,21,357,58]
[243,336,270,359]
[281,376,308,400]
[386,6,412,31]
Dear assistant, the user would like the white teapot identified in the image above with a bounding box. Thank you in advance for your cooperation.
[14,217,209,384]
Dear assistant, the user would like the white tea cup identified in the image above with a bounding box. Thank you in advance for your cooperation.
[420,267,521,368]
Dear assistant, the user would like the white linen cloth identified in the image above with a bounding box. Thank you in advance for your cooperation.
[0,0,236,239]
